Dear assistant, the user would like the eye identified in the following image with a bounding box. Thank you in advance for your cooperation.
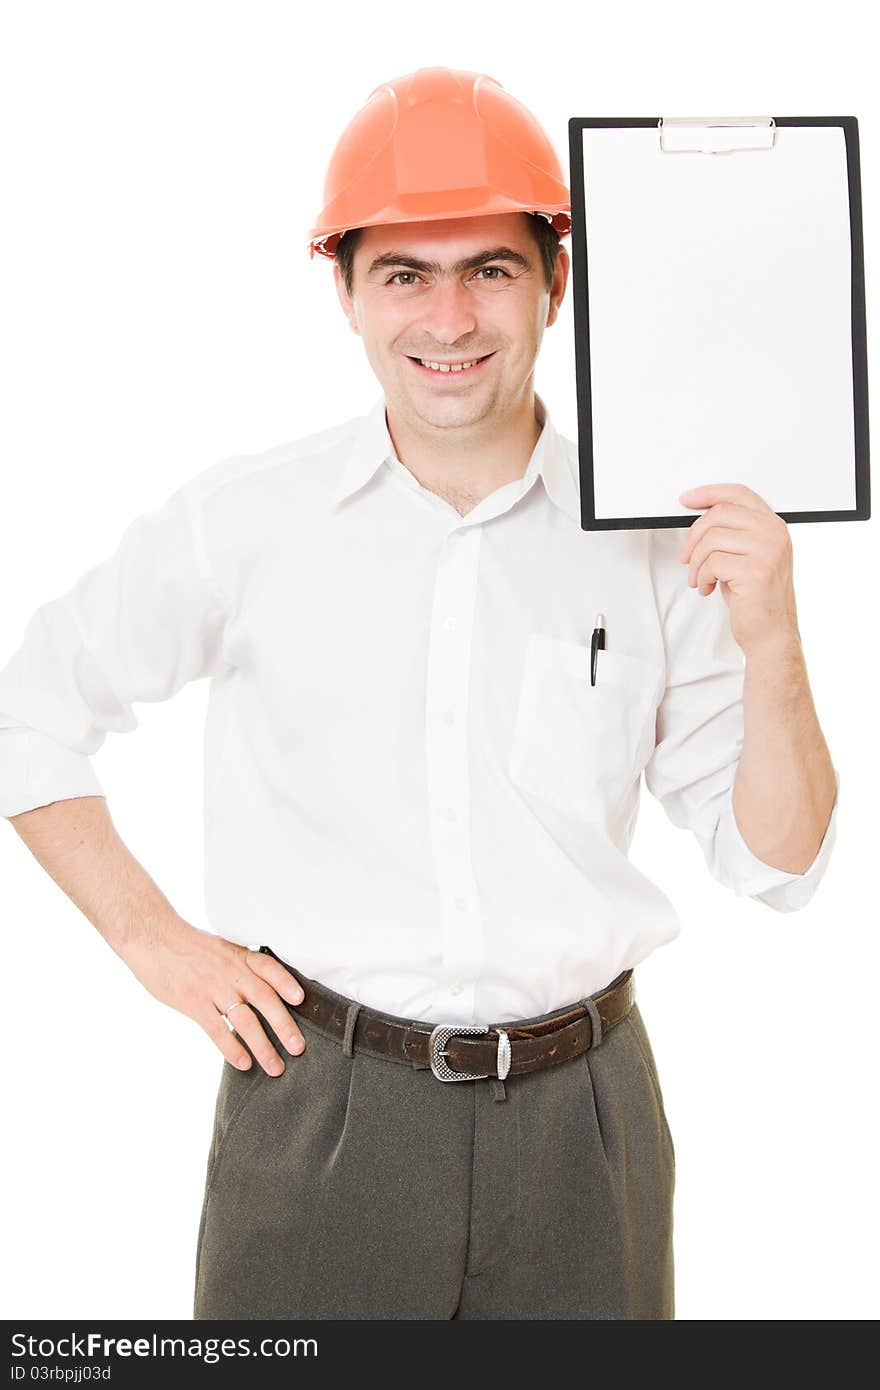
[385,266,510,286]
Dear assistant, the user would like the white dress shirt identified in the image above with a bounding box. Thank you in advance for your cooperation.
[0,391,839,1025]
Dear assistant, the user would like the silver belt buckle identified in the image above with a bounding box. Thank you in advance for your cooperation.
[428,1024,512,1082]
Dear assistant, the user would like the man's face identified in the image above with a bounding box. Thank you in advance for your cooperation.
[334,213,569,433]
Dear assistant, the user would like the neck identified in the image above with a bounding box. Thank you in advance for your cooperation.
[384,388,545,506]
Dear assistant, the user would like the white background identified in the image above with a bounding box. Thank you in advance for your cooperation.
[1,0,876,1322]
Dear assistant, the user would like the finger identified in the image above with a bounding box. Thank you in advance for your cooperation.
[679,503,766,559]
[247,951,306,1007]
[686,525,756,585]
[679,483,775,513]
[695,551,749,591]
[220,1003,288,1076]
[235,963,308,1056]
[202,1009,259,1071]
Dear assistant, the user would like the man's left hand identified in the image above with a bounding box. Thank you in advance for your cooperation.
[677,483,799,656]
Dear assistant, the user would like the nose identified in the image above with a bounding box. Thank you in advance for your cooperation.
[418,278,478,345]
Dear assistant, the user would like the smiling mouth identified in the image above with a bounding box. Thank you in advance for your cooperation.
[406,352,496,377]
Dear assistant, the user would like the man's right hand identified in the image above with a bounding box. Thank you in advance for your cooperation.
[118,918,308,1075]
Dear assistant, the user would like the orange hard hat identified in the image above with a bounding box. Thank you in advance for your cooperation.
[307,67,571,260]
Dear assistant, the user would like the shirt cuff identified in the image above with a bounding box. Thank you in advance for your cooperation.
[0,729,105,818]
[714,767,840,911]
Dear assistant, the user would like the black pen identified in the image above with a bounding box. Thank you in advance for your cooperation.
[590,612,605,687]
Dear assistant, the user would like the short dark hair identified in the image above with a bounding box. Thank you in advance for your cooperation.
[335,213,561,296]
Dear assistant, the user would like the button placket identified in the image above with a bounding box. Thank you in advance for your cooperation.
[424,524,484,984]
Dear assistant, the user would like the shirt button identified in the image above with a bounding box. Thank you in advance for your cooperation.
[453,895,467,912]
[450,982,464,996]
[443,808,458,822]
[442,709,456,724]
[443,616,455,630]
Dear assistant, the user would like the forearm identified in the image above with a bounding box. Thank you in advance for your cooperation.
[732,633,837,873]
[6,795,184,955]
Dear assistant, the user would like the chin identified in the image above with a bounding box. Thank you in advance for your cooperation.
[416,398,488,427]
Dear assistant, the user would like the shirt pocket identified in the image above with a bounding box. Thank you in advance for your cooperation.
[508,633,664,821]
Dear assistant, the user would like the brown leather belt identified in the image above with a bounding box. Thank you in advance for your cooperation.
[258,945,634,1081]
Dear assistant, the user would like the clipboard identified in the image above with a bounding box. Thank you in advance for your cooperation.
[567,115,871,530]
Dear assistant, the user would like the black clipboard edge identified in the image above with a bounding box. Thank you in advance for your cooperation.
[567,115,871,531]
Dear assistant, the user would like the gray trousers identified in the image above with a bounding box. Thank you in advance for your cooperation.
[192,967,675,1320]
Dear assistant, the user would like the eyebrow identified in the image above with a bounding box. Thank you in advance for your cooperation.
[365,247,532,277]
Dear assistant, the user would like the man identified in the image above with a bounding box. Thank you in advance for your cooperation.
[0,67,838,1320]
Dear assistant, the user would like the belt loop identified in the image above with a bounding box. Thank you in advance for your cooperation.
[582,997,603,1049]
[342,1001,362,1058]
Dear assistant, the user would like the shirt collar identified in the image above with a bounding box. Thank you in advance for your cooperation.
[330,390,580,523]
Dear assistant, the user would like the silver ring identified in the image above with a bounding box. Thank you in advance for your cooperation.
[221,1000,248,1031]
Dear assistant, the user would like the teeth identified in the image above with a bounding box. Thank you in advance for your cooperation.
[418,357,482,372]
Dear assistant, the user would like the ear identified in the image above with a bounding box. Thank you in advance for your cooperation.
[333,260,361,336]
[545,244,570,328]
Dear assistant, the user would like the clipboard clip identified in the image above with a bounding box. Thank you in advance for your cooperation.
[658,116,776,155]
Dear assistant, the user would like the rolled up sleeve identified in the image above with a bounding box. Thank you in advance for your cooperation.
[643,528,839,913]
[712,769,839,911]
[0,484,232,818]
